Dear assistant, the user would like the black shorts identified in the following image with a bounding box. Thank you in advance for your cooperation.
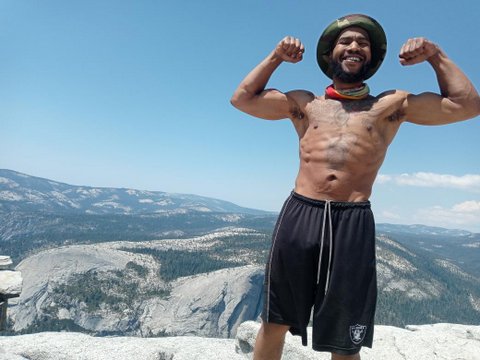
[262,192,377,355]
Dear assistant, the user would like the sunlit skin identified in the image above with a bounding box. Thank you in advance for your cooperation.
[231,27,480,360]
[231,28,480,204]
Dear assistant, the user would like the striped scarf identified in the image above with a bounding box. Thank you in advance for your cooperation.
[325,83,370,100]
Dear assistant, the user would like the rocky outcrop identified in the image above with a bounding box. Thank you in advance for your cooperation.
[0,271,22,296]
[0,256,22,295]
[0,331,248,360]
[0,255,22,330]
[7,230,480,339]
[237,321,480,359]
[9,243,263,337]
[0,321,479,360]
[139,265,263,338]
[9,244,159,333]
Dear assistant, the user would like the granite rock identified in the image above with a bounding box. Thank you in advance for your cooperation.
[0,256,13,270]
[0,271,22,297]
[1,321,479,360]
[236,321,480,360]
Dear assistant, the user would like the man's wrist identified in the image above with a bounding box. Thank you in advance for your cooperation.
[269,50,284,65]
[426,46,445,66]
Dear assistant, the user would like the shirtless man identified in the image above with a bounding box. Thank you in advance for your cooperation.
[230,14,480,360]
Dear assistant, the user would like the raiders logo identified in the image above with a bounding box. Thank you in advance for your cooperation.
[349,324,367,345]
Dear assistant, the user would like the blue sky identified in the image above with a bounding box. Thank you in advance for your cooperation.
[1,1,479,232]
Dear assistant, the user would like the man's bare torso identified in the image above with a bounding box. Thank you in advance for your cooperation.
[288,91,406,202]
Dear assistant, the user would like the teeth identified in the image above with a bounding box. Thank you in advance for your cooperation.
[345,56,361,62]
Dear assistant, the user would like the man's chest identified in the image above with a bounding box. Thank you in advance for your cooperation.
[301,97,403,143]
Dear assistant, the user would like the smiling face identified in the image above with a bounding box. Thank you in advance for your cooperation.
[330,27,372,84]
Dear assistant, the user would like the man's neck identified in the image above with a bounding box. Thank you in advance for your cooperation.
[332,79,364,91]
[325,81,370,101]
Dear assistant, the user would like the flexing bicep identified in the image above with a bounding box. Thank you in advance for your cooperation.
[403,91,467,125]
[231,88,313,121]
[231,88,292,120]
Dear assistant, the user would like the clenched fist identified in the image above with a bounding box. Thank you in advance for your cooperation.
[275,36,305,63]
[399,37,440,66]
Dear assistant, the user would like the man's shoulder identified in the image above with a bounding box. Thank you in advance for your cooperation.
[286,89,316,103]
[375,89,410,100]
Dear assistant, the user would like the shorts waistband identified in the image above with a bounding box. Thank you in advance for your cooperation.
[291,191,371,209]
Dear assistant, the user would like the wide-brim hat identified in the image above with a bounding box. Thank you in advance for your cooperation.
[316,14,387,80]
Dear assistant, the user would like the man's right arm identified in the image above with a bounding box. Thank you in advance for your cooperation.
[230,37,306,120]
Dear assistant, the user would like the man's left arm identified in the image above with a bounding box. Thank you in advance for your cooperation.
[399,37,480,125]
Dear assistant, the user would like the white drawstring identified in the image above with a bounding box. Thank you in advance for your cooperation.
[316,200,333,295]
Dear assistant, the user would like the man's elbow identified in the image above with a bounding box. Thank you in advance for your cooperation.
[230,89,252,111]
[463,97,480,120]
[230,93,242,109]
[465,89,480,118]
[449,93,480,121]
[473,97,480,118]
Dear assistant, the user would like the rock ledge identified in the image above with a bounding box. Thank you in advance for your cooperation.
[1,321,479,360]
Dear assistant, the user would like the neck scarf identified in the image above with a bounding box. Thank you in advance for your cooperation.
[325,83,370,100]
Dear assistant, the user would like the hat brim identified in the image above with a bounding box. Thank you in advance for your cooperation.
[316,14,387,80]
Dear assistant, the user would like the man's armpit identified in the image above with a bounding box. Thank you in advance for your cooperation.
[286,90,315,120]
[386,108,406,122]
[289,105,305,120]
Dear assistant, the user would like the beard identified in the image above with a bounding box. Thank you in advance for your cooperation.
[329,59,371,83]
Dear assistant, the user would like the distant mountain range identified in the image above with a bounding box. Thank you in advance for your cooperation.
[0,169,269,216]
[1,169,478,269]
[1,169,475,233]
[0,169,278,264]
[376,223,473,237]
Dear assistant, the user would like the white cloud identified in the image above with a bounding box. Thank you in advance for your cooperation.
[414,201,480,231]
[379,210,402,220]
[452,200,480,212]
[376,172,480,192]
[375,174,392,184]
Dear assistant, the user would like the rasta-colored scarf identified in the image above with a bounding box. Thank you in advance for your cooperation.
[325,83,370,100]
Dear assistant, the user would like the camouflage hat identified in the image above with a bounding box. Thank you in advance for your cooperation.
[316,14,387,79]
